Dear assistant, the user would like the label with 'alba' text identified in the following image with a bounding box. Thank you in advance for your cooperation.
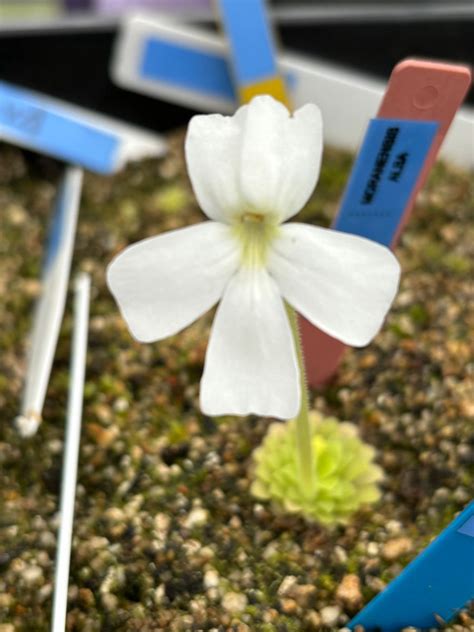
[334,118,438,246]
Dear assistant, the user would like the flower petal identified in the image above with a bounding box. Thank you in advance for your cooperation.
[185,112,244,223]
[268,223,400,346]
[185,95,323,225]
[107,222,238,342]
[239,96,323,222]
[200,268,300,419]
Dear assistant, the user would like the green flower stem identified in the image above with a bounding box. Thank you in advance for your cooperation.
[285,304,315,492]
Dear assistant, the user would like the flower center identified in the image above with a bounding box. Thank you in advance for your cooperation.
[232,212,279,268]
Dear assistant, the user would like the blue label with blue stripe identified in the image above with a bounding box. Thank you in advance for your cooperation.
[219,0,277,85]
[141,38,236,101]
[334,118,438,246]
[349,501,474,631]
[0,82,119,173]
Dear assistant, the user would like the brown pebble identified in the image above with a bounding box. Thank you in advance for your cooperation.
[291,584,317,608]
[86,423,119,447]
[336,574,363,610]
[78,588,95,608]
[278,576,316,608]
[263,608,279,623]
[382,537,413,561]
[459,611,474,626]
[359,353,377,368]
[280,597,298,614]
[0,595,13,609]
[304,611,322,629]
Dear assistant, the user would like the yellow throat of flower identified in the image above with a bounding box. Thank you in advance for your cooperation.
[233,212,279,268]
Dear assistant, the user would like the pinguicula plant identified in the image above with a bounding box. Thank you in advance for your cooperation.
[251,411,384,525]
[107,95,400,523]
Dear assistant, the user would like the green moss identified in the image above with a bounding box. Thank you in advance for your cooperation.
[153,184,190,214]
[388,322,412,339]
[318,573,336,591]
[442,253,471,274]
[166,420,189,445]
[409,303,430,327]
[345,557,359,575]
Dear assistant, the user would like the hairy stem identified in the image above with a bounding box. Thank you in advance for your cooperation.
[285,304,315,492]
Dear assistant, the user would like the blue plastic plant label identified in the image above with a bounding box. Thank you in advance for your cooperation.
[458,515,474,538]
[218,0,289,105]
[219,0,277,86]
[334,118,438,246]
[141,38,236,102]
[349,501,474,631]
[219,0,278,85]
[0,82,120,173]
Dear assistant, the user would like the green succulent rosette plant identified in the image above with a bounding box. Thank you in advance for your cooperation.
[251,412,383,525]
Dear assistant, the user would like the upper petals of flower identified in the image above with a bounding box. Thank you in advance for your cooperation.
[200,268,300,419]
[268,223,401,347]
[238,96,322,223]
[185,96,322,225]
[185,112,245,224]
[107,222,239,342]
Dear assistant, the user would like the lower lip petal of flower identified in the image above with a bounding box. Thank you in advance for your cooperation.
[200,267,300,420]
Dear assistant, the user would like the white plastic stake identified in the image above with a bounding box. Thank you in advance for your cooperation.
[15,166,83,437]
[51,272,90,632]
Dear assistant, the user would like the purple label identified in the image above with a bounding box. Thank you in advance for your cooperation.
[95,0,210,13]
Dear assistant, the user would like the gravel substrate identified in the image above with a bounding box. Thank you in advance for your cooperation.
[0,134,472,631]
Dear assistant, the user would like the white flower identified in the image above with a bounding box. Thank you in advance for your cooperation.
[107,96,400,420]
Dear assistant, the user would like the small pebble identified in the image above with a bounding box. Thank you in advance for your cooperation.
[101,593,118,611]
[320,605,341,626]
[305,611,322,629]
[39,531,56,548]
[277,575,297,597]
[0,595,13,608]
[365,576,387,593]
[333,545,348,564]
[280,598,298,614]
[382,537,413,561]
[154,584,166,605]
[22,564,43,586]
[86,422,119,447]
[367,542,379,556]
[336,574,363,610]
[203,569,220,590]
[154,512,171,533]
[38,583,53,603]
[184,507,209,529]
[222,591,248,613]
[78,588,95,608]
[292,584,317,608]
